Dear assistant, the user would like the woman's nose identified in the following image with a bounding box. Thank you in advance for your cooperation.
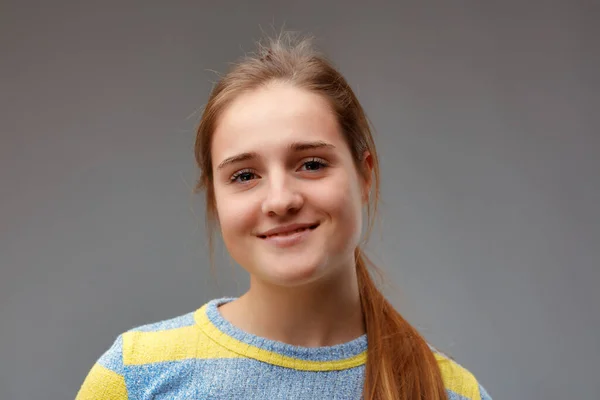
[261,175,304,217]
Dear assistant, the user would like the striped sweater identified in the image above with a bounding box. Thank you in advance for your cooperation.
[76,297,491,399]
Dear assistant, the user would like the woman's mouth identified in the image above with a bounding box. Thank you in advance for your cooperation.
[258,224,319,248]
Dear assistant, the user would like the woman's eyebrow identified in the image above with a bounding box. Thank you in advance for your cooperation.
[216,141,336,171]
[217,152,257,171]
[289,140,336,152]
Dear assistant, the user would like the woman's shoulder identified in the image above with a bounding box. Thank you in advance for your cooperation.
[118,307,209,362]
[95,309,199,362]
[76,308,206,399]
[126,309,198,334]
[430,346,492,400]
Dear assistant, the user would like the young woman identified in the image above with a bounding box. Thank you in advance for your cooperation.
[77,33,491,400]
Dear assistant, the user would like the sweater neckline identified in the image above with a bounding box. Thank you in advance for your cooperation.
[194,297,368,371]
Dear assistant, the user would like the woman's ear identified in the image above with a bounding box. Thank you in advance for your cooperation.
[361,151,373,203]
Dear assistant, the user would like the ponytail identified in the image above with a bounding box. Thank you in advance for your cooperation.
[356,248,448,400]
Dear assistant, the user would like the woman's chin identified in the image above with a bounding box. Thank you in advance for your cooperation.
[256,260,326,288]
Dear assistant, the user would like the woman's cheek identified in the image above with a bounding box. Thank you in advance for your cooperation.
[217,194,258,235]
[320,177,362,231]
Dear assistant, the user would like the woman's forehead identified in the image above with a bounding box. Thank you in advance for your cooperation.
[212,84,344,160]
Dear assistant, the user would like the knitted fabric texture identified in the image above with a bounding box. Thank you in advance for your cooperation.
[76,297,491,399]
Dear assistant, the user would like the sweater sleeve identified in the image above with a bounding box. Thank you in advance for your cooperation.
[75,335,128,400]
[433,349,492,400]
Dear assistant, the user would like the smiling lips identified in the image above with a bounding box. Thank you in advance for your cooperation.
[258,222,320,238]
[257,222,320,248]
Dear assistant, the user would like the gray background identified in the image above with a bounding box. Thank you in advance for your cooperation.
[1,1,598,399]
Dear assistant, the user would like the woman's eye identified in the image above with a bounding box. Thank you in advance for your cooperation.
[230,170,256,183]
[300,158,328,172]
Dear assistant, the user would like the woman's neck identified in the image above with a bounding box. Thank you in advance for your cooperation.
[218,265,365,348]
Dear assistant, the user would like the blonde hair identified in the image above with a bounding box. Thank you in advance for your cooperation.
[194,32,447,400]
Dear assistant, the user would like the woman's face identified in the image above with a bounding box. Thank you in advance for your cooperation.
[211,82,370,288]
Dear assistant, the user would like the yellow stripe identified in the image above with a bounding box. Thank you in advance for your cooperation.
[76,363,128,400]
[194,306,367,371]
[123,325,240,365]
[434,352,481,399]
[122,305,366,371]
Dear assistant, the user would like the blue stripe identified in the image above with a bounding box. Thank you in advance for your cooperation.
[97,335,124,374]
[124,357,365,400]
[480,383,492,400]
[446,389,474,400]
[129,312,196,333]
[204,297,368,362]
